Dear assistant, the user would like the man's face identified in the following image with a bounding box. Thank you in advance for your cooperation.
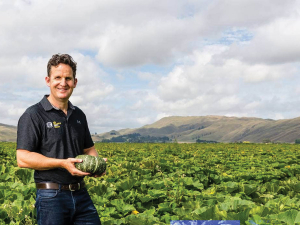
[45,63,77,101]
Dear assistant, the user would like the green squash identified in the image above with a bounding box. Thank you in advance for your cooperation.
[75,155,106,175]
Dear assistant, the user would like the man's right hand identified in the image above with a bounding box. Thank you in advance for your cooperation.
[63,158,91,176]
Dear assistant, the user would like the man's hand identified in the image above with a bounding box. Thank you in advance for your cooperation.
[62,158,91,176]
[91,158,107,178]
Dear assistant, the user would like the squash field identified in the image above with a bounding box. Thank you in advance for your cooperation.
[2,142,300,224]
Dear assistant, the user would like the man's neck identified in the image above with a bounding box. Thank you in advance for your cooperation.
[47,95,69,114]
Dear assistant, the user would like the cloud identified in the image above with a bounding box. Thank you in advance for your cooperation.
[148,45,300,120]
[203,0,295,28]
[220,15,300,65]
[1,0,300,134]
[0,0,297,68]
[0,56,47,88]
[96,18,203,67]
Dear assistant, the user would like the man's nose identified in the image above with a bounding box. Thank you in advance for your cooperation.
[60,78,67,86]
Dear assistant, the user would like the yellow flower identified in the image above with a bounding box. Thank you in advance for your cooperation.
[132,210,139,215]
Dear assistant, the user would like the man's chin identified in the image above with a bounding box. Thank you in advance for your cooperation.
[55,94,72,100]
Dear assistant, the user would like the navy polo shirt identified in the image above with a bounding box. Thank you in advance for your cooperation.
[17,95,94,184]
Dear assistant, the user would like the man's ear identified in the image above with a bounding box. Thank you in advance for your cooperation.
[45,76,50,87]
[74,78,78,88]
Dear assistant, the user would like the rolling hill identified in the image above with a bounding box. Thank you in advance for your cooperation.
[2,115,300,143]
[0,123,17,142]
[93,115,300,143]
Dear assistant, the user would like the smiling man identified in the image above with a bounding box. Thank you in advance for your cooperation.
[16,54,103,225]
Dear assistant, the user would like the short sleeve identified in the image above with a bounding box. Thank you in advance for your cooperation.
[17,112,41,152]
[83,116,94,149]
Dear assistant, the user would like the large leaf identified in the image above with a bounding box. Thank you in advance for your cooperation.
[277,209,300,225]
[115,178,136,191]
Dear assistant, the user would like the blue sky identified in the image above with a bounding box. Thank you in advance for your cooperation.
[1,0,300,133]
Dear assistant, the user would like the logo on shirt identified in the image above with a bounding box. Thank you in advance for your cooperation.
[46,121,61,129]
[53,121,61,128]
[46,122,53,128]
[77,120,81,124]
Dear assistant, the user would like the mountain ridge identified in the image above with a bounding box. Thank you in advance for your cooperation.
[92,115,300,143]
[0,123,18,142]
[1,115,300,143]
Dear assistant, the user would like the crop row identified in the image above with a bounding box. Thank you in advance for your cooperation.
[1,142,300,224]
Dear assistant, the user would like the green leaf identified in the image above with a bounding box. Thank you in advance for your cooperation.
[148,189,166,198]
[0,165,5,174]
[277,209,300,225]
[192,206,215,220]
[292,182,300,192]
[224,182,239,193]
[138,194,155,203]
[157,202,176,213]
[115,179,136,191]
[227,208,251,223]
[240,184,257,195]
[89,183,108,196]
[15,168,34,185]
[110,199,135,215]
[173,207,193,218]
[247,215,266,225]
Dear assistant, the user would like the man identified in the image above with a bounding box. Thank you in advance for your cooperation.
[16,54,104,225]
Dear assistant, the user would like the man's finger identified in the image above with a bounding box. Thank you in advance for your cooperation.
[69,158,83,163]
[72,168,90,176]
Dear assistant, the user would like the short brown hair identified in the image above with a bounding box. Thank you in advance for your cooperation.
[47,54,77,78]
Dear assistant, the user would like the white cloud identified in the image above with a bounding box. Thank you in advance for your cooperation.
[1,0,300,134]
[136,117,152,125]
[220,14,300,65]
[156,113,171,121]
[203,0,295,28]
[244,101,261,110]
[147,45,300,120]
[0,56,47,87]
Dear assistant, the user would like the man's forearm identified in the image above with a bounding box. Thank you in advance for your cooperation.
[83,146,99,157]
[17,149,65,170]
[17,149,90,176]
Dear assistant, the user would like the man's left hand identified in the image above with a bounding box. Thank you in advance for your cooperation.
[90,158,107,178]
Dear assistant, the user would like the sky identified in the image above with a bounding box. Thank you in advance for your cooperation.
[1,0,300,133]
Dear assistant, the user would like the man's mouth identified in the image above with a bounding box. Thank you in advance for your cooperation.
[57,88,68,92]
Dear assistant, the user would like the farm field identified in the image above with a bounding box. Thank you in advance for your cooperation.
[2,142,300,224]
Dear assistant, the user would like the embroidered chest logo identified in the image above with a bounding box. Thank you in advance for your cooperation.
[53,121,61,128]
[77,120,81,124]
[46,122,53,128]
[46,121,61,128]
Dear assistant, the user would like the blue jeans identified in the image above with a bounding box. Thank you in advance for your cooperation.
[35,187,101,225]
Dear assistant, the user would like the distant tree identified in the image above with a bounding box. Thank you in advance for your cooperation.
[262,139,271,144]
[196,139,218,143]
[103,133,170,143]
[295,139,300,144]
[111,136,126,142]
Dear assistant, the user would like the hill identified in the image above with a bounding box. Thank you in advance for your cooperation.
[0,123,17,142]
[93,115,300,143]
[2,115,300,143]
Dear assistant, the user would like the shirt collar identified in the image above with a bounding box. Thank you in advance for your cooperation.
[40,95,75,111]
